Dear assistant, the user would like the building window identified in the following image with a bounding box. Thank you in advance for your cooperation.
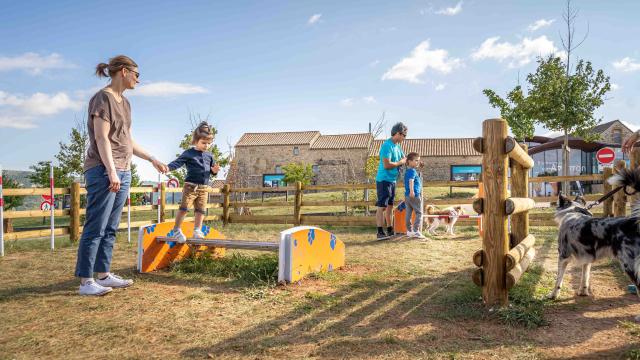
[275,165,282,174]
[450,165,482,181]
[312,165,319,174]
[293,146,300,155]
[612,129,622,144]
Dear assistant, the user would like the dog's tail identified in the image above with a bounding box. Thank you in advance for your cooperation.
[608,168,640,216]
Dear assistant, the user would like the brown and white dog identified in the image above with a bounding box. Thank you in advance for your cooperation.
[425,205,465,235]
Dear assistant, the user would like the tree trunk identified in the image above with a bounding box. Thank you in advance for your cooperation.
[563,130,570,195]
[3,218,13,233]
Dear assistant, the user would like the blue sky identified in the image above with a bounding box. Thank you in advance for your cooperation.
[1,0,639,180]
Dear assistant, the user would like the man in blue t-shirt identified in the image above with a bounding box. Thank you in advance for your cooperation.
[375,122,407,239]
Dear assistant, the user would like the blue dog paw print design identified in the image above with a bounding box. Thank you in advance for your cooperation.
[330,234,336,250]
[201,225,210,237]
[165,229,176,249]
[144,224,157,234]
[307,228,315,245]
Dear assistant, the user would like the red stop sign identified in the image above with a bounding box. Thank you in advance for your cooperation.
[596,147,615,164]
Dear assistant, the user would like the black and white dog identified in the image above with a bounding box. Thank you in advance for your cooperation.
[549,168,640,321]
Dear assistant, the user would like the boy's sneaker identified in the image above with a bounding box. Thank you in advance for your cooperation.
[79,280,112,296]
[96,273,134,289]
[406,231,417,237]
[414,231,427,240]
[170,228,187,243]
[193,229,205,239]
[377,232,390,240]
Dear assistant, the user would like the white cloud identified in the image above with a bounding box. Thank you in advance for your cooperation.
[435,1,463,16]
[435,83,446,91]
[340,98,354,107]
[363,96,376,104]
[0,90,82,129]
[369,60,380,68]
[611,83,620,91]
[612,57,640,72]
[130,82,208,97]
[382,40,462,84]
[0,52,75,75]
[308,14,322,25]
[527,19,555,32]
[471,35,559,68]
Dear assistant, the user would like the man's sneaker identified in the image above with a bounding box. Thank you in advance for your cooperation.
[79,280,112,296]
[377,232,390,240]
[414,231,427,240]
[193,229,205,239]
[96,273,134,289]
[170,228,187,243]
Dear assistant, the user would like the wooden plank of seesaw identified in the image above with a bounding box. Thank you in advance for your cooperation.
[155,237,279,251]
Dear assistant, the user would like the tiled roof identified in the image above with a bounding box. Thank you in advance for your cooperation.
[310,133,373,149]
[235,131,321,146]
[368,138,480,157]
[591,119,627,134]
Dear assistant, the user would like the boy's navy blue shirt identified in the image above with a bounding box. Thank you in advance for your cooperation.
[168,148,217,185]
[404,167,422,197]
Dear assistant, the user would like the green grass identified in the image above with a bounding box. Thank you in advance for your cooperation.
[170,252,279,286]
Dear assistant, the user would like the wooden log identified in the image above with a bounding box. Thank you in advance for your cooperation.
[473,137,484,153]
[232,186,295,193]
[222,184,231,225]
[472,269,484,287]
[2,209,69,219]
[602,167,613,217]
[129,186,155,193]
[3,188,69,196]
[472,198,483,214]
[473,249,484,267]
[204,214,222,221]
[505,234,536,271]
[481,118,510,306]
[510,143,529,245]
[4,227,69,241]
[123,205,154,212]
[70,182,80,242]
[429,198,475,206]
[531,194,601,203]
[160,182,166,223]
[506,246,536,289]
[228,214,296,224]
[613,160,627,217]
[505,197,535,215]
[231,201,291,207]
[528,174,602,183]
[301,200,378,207]
[504,137,534,169]
[294,181,303,225]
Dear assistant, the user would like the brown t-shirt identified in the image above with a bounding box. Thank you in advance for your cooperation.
[84,90,133,172]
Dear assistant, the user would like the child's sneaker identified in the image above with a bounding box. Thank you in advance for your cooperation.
[96,273,134,289]
[406,231,417,237]
[377,232,390,240]
[193,229,205,239]
[79,280,112,296]
[170,228,187,243]
[414,231,427,240]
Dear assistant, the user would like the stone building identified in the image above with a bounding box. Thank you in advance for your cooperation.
[230,131,482,186]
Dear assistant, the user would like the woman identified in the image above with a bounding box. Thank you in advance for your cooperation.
[75,55,168,296]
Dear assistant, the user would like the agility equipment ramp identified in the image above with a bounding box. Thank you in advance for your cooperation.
[137,221,345,283]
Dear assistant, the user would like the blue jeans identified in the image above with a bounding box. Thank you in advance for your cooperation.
[75,165,131,278]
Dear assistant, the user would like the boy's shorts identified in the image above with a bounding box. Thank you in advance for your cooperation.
[376,181,396,207]
[180,182,210,214]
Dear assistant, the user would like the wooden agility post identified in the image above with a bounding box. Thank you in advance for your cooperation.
[472,119,536,307]
[613,160,627,217]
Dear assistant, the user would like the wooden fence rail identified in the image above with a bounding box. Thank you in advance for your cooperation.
[1,160,628,245]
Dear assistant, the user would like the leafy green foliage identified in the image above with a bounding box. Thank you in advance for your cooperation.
[483,86,535,141]
[2,173,23,210]
[171,252,278,285]
[364,156,379,181]
[527,56,611,142]
[282,162,314,185]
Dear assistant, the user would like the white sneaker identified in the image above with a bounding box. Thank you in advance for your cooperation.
[414,231,427,239]
[193,229,205,239]
[406,231,417,237]
[96,273,133,289]
[170,228,187,243]
[79,280,112,296]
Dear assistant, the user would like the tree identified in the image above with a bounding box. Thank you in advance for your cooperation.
[365,156,379,182]
[168,114,229,184]
[129,163,144,205]
[2,173,24,233]
[527,55,610,189]
[282,163,314,186]
[55,118,89,183]
[482,85,535,142]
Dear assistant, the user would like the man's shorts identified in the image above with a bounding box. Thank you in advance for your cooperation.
[376,181,396,207]
[180,182,210,214]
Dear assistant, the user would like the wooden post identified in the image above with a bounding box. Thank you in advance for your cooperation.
[613,160,627,217]
[70,182,81,242]
[294,181,303,225]
[160,182,166,223]
[602,167,613,217]
[510,143,529,247]
[222,184,231,225]
[481,118,509,307]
